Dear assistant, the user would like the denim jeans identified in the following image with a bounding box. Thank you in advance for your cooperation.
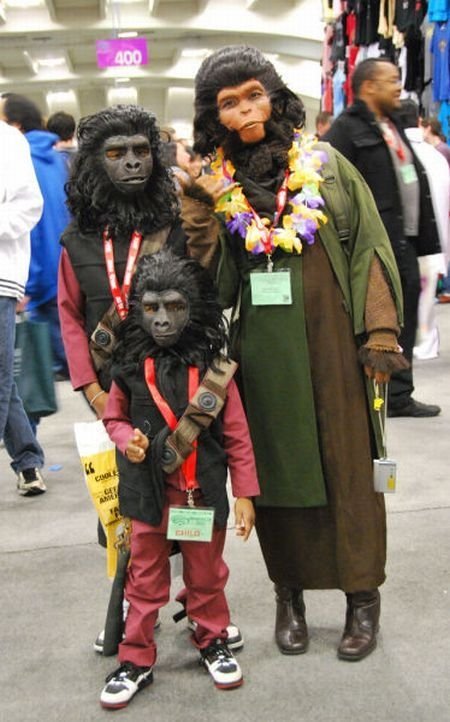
[0,297,44,473]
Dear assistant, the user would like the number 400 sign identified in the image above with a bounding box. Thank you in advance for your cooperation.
[96,38,149,69]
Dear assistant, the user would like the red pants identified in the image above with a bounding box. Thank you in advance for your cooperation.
[118,487,230,668]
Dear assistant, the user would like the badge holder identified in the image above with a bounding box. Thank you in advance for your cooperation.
[250,254,293,306]
[167,488,215,543]
[373,381,397,493]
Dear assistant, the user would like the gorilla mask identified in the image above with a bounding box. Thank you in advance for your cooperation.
[141,289,189,347]
[102,133,153,195]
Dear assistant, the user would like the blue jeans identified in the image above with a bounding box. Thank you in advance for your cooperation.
[0,297,44,473]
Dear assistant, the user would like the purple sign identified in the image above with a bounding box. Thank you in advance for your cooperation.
[96,38,148,69]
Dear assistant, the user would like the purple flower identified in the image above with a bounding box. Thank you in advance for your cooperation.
[226,212,252,238]
[316,151,328,164]
[303,219,318,244]
[305,196,325,209]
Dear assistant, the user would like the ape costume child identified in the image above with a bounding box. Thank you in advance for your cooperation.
[99,249,259,708]
[58,104,245,656]
[181,45,409,661]
[58,104,185,411]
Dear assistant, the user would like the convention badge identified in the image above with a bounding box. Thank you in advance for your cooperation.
[373,458,397,493]
[399,163,418,185]
[250,268,292,306]
[372,381,396,494]
[167,506,214,542]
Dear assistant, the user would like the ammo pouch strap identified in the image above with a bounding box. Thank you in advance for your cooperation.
[89,227,171,372]
[161,358,238,474]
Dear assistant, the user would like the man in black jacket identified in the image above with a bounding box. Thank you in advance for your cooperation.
[325,58,441,417]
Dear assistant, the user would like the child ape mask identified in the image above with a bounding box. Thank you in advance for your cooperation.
[66,104,178,237]
[113,248,228,372]
[140,289,189,348]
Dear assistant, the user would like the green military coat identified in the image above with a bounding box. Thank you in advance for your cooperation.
[216,145,403,509]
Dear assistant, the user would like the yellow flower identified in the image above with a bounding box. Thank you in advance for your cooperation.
[245,221,265,252]
[216,186,248,216]
[273,226,299,253]
[210,154,223,176]
[288,169,323,192]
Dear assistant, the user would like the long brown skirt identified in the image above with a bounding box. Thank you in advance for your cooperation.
[255,240,386,593]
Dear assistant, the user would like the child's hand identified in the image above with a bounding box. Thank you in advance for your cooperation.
[125,428,149,463]
[234,498,255,542]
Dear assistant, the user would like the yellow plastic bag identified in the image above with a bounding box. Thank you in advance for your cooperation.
[74,420,124,578]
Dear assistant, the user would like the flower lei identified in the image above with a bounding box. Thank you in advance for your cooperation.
[210,130,328,256]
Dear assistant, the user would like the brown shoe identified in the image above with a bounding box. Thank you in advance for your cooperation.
[274,585,309,655]
[338,589,380,661]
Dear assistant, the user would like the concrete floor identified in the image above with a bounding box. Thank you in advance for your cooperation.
[1,305,449,722]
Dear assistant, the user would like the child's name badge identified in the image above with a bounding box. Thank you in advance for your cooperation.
[400,163,418,185]
[167,506,214,542]
[250,269,292,306]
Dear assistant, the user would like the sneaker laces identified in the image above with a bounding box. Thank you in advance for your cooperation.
[202,641,236,669]
[105,662,147,685]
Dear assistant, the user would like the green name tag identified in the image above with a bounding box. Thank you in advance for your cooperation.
[400,163,418,185]
[250,269,292,305]
[167,506,214,542]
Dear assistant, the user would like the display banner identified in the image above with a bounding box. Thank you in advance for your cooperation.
[96,37,149,69]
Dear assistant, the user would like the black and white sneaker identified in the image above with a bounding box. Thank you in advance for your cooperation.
[188,619,244,651]
[17,468,46,496]
[200,639,243,690]
[100,662,153,709]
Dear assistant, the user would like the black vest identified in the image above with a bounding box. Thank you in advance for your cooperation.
[61,222,186,338]
[61,221,187,388]
[115,363,230,527]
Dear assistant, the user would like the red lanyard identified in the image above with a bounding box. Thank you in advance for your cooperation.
[222,160,289,257]
[381,121,406,162]
[103,227,143,320]
[144,358,200,490]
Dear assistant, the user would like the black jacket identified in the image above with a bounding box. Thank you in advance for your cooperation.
[324,99,441,258]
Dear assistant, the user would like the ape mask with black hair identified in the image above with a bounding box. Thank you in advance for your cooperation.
[193,45,306,179]
[113,248,228,375]
[66,104,179,237]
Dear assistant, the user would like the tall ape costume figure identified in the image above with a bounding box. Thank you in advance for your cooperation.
[181,45,408,661]
[100,249,259,708]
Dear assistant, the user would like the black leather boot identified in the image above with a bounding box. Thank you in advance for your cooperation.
[274,585,309,655]
[337,589,380,661]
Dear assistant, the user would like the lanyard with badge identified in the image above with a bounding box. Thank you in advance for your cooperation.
[144,358,215,542]
[380,121,418,186]
[372,381,397,493]
[103,227,143,320]
[222,161,293,306]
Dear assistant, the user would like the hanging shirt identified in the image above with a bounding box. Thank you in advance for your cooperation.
[431,22,450,101]
[395,0,427,31]
[428,0,450,22]
[333,63,347,116]
[438,100,450,144]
